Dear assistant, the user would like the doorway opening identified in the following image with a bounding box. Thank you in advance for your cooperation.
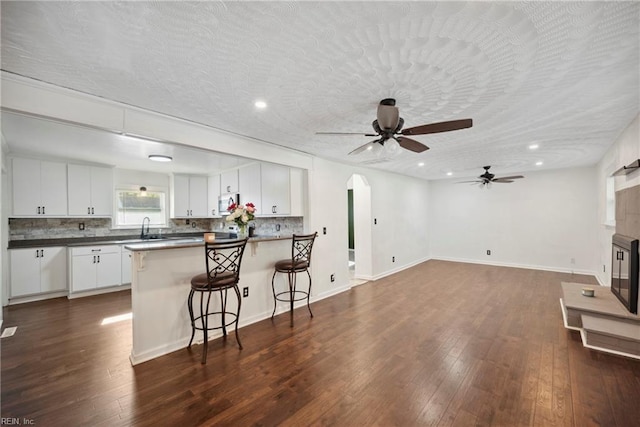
[347,174,372,286]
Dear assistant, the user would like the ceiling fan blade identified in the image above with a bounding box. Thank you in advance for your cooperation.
[316,132,378,137]
[455,180,482,184]
[377,104,400,130]
[401,118,473,136]
[348,139,381,155]
[396,136,429,153]
[494,175,524,180]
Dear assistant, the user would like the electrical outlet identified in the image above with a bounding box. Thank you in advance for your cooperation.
[243,287,249,297]
[330,274,335,282]
[374,218,377,224]
[323,227,327,235]
[78,222,85,231]
[186,219,190,225]
[392,256,395,262]
[487,250,491,255]
[191,222,196,228]
[276,224,281,231]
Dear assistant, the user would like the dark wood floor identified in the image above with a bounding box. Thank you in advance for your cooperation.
[2,260,639,426]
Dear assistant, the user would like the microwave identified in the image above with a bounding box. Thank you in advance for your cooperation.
[218,193,240,215]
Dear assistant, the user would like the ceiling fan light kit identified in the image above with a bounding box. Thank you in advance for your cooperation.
[318,98,473,158]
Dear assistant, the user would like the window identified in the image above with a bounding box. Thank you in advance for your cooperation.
[114,189,167,228]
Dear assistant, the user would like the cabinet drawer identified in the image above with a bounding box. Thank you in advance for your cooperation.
[71,245,121,256]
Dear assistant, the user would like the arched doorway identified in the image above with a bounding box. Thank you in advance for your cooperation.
[347,174,372,285]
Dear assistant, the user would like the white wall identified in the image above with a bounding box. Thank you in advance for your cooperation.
[595,114,640,285]
[429,166,598,275]
[307,157,431,300]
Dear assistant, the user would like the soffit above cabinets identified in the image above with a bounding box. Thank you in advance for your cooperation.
[0,111,253,175]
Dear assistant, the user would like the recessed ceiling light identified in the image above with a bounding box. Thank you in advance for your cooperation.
[535,161,543,166]
[254,100,267,109]
[418,162,425,167]
[148,154,172,162]
[529,144,539,150]
[446,171,453,176]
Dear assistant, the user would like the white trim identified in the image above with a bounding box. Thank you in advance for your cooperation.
[8,290,68,305]
[67,285,130,299]
[432,256,597,277]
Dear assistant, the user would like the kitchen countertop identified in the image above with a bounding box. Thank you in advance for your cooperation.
[124,235,292,251]
[7,232,289,249]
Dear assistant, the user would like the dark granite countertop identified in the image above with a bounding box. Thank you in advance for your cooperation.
[8,232,224,249]
[8,232,292,250]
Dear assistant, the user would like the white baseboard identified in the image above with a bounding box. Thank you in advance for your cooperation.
[431,256,598,278]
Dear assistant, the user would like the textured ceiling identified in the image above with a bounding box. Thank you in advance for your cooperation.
[1,1,638,180]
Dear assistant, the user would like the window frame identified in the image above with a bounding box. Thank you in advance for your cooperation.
[113,186,169,229]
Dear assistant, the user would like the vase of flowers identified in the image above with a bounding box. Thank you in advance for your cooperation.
[226,202,256,238]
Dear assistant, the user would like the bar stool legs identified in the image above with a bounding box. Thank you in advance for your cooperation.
[187,238,248,364]
[270,233,317,327]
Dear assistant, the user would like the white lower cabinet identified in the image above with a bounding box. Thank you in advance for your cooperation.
[10,247,67,297]
[70,245,122,293]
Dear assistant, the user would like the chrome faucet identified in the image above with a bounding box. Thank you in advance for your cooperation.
[140,217,151,239]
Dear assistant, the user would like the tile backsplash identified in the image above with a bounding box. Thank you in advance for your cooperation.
[9,217,304,241]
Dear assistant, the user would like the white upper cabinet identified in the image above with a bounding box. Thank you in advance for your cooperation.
[208,174,221,217]
[171,174,208,218]
[238,164,262,212]
[220,169,239,194]
[67,164,113,216]
[12,157,68,216]
[261,163,290,215]
[289,167,304,217]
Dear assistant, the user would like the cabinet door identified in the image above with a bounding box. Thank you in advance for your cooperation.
[90,166,113,216]
[71,254,98,292]
[96,252,122,288]
[172,174,190,218]
[9,249,41,297]
[261,163,290,215]
[289,168,304,216]
[189,176,208,217]
[40,247,68,292]
[121,249,132,284]
[68,164,93,215]
[12,158,42,216]
[208,175,221,217]
[220,170,239,194]
[238,164,262,212]
[40,160,68,216]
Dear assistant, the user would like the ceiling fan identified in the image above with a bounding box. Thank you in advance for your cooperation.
[316,98,473,156]
[457,166,525,186]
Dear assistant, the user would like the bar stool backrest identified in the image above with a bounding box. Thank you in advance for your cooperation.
[291,233,318,268]
[204,238,248,290]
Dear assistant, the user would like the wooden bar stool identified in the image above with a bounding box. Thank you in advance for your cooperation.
[271,232,318,327]
[188,238,248,364]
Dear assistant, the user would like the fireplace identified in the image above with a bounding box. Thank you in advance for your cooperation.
[611,234,639,314]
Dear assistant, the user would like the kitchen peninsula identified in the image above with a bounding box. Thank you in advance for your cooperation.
[125,235,296,365]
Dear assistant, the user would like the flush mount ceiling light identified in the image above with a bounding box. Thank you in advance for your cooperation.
[148,154,172,162]
[254,100,267,109]
[139,186,147,196]
[535,161,544,166]
[528,144,540,150]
